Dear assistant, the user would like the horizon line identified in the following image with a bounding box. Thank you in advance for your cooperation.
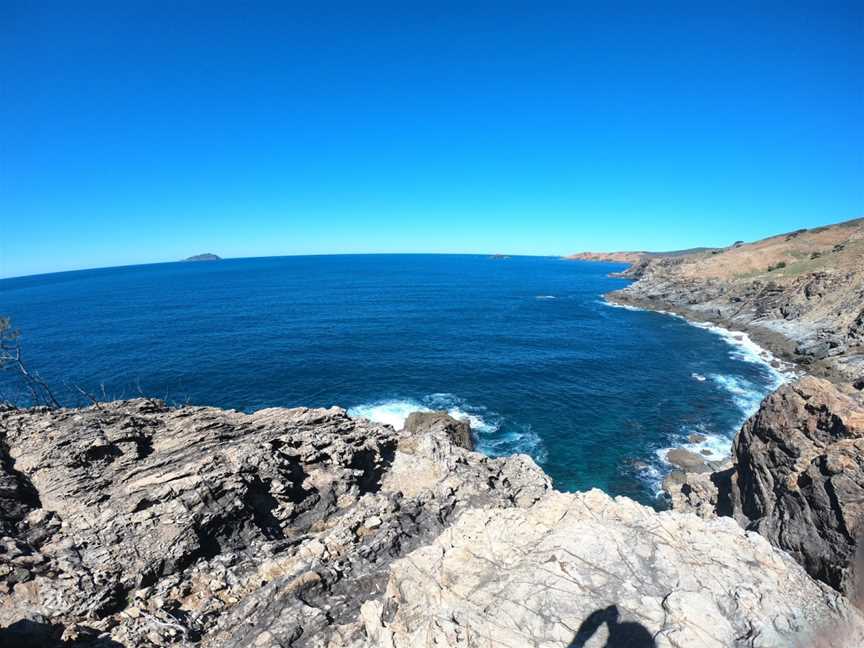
[1,251,630,283]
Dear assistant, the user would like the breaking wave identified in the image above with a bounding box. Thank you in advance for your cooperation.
[348,393,547,464]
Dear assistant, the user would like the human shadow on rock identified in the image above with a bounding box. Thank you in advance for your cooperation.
[568,605,656,647]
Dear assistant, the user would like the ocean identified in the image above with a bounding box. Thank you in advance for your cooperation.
[0,254,784,505]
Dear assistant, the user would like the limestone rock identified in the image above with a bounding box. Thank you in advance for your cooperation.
[361,489,864,648]
[662,464,732,519]
[0,399,549,647]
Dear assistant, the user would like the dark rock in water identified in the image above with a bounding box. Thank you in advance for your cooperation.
[630,459,650,471]
[688,433,707,443]
[854,377,864,391]
[403,411,473,450]
[184,253,221,261]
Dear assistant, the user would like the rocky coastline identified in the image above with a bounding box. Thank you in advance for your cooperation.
[597,218,864,606]
[604,218,864,383]
[3,397,863,646]
[3,219,864,646]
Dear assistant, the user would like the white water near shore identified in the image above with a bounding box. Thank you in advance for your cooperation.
[602,297,796,495]
[348,393,548,462]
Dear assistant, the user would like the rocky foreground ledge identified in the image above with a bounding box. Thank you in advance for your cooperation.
[2,400,863,647]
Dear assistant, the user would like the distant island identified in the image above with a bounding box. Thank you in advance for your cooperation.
[184,253,221,262]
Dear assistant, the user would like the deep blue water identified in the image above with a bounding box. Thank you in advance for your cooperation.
[0,255,783,505]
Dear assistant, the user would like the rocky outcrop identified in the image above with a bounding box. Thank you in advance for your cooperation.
[0,400,548,646]
[363,490,864,647]
[607,218,864,382]
[667,377,864,599]
[730,377,864,596]
[402,411,473,450]
[662,464,733,519]
[2,399,863,646]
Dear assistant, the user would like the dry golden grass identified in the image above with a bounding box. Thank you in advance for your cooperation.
[674,217,864,282]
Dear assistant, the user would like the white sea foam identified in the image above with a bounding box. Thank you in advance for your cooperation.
[535,295,556,300]
[598,299,644,312]
[633,461,665,497]
[348,393,547,463]
[347,399,429,430]
[688,321,794,379]
[709,373,766,415]
[603,295,797,498]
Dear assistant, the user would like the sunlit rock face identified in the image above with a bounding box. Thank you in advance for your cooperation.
[1,400,863,647]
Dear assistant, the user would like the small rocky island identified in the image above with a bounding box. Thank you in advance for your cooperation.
[183,253,221,262]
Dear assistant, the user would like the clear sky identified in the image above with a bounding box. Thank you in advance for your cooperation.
[2,1,862,278]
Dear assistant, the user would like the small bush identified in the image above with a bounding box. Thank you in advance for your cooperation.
[767,261,787,272]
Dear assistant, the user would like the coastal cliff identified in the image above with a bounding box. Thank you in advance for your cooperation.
[3,401,862,647]
[599,217,864,603]
[4,218,864,646]
[665,376,864,599]
[606,217,864,382]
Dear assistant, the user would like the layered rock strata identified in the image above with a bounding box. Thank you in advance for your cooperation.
[665,377,864,601]
[1,400,862,646]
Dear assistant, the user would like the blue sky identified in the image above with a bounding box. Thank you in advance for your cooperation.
[2,1,862,278]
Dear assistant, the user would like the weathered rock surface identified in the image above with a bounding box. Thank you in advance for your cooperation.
[402,411,473,451]
[662,464,733,519]
[2,399,863,646]
[730,377,864,596]
[667,377,864,599]
[0,400,549,646]
[361,490,864,648]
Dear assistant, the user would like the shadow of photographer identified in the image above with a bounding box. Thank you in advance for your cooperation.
[568,605,656,647]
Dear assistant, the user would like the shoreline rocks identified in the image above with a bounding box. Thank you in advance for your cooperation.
[2,400,863,646]
[665,376,864,599]
[601,222,864,601]
[402,410,473,450]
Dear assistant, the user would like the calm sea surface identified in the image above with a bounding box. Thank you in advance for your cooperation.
[0,255,783,505]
